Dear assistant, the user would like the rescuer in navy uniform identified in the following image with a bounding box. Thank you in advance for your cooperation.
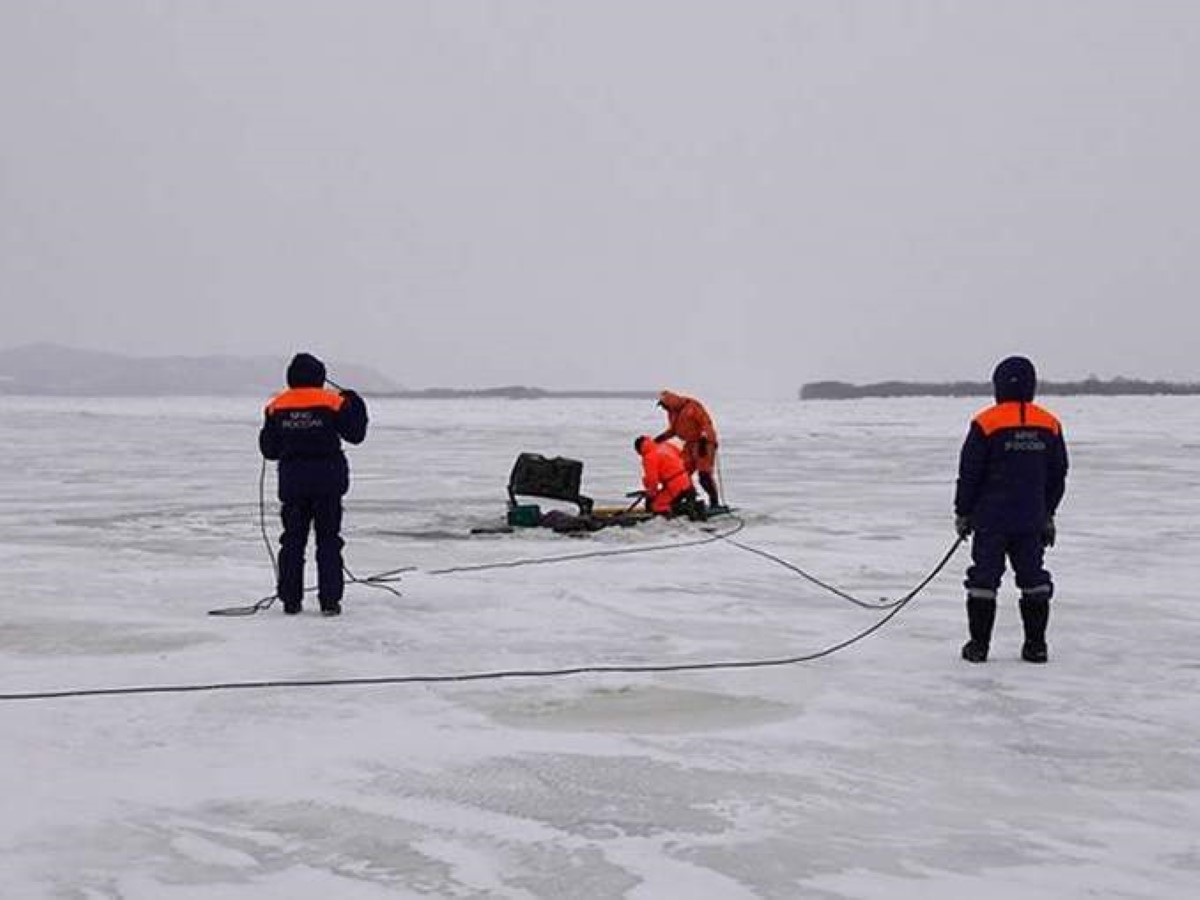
[955,356,1068,663]
[259,353,368,616]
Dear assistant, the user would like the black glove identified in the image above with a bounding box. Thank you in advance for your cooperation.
[1042,516,1056,548]
[955,515,973,539]
[698,436,709,457]
[340,388,361,403]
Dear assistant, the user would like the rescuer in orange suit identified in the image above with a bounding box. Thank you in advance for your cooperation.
[655,390,720,507]
[635,435,700,517]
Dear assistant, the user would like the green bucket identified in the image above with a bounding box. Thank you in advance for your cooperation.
[506,504,542,527]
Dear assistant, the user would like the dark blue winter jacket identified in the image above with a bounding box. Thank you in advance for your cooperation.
[259,354,368,501]
[954,357,1068,533]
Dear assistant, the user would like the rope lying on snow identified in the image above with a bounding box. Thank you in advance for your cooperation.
[215,459,412,616]
[0,529,964,703]
[208,512,748,616]
[424,515,747,575]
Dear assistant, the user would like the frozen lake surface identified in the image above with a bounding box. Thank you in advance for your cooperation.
[2,395,1198,898]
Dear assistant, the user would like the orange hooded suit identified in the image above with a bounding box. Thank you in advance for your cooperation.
[655,391,718,476]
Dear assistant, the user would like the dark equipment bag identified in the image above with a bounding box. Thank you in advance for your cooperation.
[507,453,592,515]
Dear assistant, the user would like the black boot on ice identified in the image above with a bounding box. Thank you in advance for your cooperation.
[1020,642,1048,663]
[961,640,989,663]
[1019,596,1050,663]
[961,596,996,663]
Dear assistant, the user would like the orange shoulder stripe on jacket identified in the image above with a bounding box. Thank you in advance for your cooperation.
[974,402,1061,437]
[266,387,345,414]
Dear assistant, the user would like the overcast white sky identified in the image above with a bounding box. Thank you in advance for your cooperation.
[2,1,1197,398]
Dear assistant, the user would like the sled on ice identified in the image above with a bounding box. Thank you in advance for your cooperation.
[474,452,729,535]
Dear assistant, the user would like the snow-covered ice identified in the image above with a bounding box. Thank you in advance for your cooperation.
[2,395,1197,898]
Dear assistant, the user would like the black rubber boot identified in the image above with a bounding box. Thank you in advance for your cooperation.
[961,597,996,663]
[1019,596,1050,663]
[670,490,704,521]
[698,471,720,508]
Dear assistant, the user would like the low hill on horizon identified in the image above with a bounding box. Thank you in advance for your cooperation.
[0,344,656,399]
[0,344,402,396]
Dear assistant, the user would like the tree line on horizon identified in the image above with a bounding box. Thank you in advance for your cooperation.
[800,377,1200,400]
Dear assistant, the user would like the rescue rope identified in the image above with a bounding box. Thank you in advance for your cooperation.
[1,536,963,704]
[720,538,906,609]
[208,461,413,616]
[206,568,414,617]
[258,457,279,585]
[424,515,746,576]
[206,516,747,615]
[214,456,749,615]
[716,450,728,508]
[725,535,965,612]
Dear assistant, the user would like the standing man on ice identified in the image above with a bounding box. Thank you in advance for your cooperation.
[954,356,1068,663]
[259,352,368,616]
[655,390,721,508]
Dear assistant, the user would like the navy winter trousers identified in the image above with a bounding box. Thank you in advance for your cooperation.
[965,529,1053,601]
[278,494,344,609]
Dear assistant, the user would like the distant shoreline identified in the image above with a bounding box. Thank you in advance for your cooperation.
[800,378,1200,400]
[372,387,655,400]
